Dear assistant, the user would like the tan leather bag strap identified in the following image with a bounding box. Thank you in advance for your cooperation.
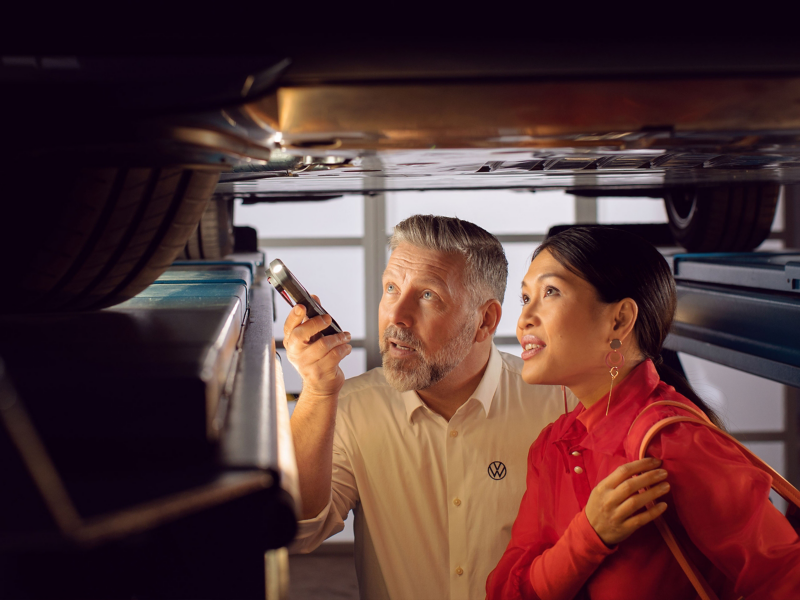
[628,400,712,436]
[638,411,800,600]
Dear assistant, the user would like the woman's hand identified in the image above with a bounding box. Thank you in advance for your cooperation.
[585,457,670,546]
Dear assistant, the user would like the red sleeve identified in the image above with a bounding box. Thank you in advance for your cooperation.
[486,433,615,600]
[651,423,800,599]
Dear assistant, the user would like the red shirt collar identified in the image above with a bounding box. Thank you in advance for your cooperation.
[556,359,662,456]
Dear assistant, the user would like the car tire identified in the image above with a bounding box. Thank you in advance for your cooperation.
[664,184,780,252]
[0,167,220,313]
[179,198,234,260]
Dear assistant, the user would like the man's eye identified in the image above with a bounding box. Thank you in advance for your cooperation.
[423,291,433,300]
[386,284,396,293]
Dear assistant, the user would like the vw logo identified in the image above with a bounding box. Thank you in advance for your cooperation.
[488,461,507,480]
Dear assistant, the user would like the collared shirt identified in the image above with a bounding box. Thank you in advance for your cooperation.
[487,360,800,600]
[292,345,576,600]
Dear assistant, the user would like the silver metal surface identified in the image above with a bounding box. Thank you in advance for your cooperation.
[665,283,800,387]
[220,279,281,470]
[216,148,800,199]
[363,159,388,371]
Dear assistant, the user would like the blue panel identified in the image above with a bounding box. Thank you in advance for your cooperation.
[172,250,265,281]
[155,266,253,289]
[117,284,247,326]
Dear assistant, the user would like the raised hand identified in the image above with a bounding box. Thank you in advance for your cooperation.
[283,298,352,399]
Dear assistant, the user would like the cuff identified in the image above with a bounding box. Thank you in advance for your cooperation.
[528,510,616,600]
[290,497,333,553]
[573,509,618,560]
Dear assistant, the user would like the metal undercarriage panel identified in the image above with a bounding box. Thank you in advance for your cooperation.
[217,148,800,198]
[215,75,800,198]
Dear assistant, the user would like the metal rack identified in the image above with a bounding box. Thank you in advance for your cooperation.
[0,251,297,599]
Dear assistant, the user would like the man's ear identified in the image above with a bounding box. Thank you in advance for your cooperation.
[476,299,502,343]
[611,298,638,343]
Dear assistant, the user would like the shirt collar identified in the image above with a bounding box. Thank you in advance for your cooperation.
[570,359,661,454]
[401,344,502,423]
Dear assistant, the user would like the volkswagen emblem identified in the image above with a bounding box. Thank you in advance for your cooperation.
[488,461,507,480]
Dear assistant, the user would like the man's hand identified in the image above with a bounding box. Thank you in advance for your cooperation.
[284,298,352,399]
[585,457,670,546]
[285,297,352,520]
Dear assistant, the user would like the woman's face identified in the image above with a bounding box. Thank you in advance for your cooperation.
[516,249,619,392]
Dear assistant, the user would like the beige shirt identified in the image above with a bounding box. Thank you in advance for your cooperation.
[292,345,576,600]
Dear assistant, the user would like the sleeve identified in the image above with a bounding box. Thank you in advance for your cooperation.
[486,434,615,600]
[289,417,360,553]
[651,423,800,599]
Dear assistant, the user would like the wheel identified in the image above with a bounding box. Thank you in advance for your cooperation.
[664,184,780,252]
[179,198,234,260]
[0,166,220,313]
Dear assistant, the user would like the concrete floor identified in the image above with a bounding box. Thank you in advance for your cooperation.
[287,544,358,600]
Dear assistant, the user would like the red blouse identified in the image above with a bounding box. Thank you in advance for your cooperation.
[486,360,800,600]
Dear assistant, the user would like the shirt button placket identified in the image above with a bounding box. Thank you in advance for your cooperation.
[569,447,592,505]
[446,421,468,597]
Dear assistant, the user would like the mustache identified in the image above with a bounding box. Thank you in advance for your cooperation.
[382,325,422,351]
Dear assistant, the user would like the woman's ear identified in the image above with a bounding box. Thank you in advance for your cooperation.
[476,299,502,342]
[611,298,638,343]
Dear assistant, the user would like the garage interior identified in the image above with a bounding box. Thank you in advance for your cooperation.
[248,186,800,599]
[2,45,800,599]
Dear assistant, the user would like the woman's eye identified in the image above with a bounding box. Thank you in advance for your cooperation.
[520,294,530,305]
[544,286,559,297]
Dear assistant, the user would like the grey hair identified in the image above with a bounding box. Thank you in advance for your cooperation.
[389,214,508,306]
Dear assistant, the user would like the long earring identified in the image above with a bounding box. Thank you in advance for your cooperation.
[561,385,568,415]
[605,339,625,416]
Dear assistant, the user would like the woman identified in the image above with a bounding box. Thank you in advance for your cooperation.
[486,226,800,600]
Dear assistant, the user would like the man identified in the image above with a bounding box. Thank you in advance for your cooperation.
[287,215,574,599]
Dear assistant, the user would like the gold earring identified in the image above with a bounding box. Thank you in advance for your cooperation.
[605,339,625,416]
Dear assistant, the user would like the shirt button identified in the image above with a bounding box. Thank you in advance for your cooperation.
[571,451,581,456]
[456,567,464,576]
[574,466,584,474]
[450,430,458,438]
[453,498,461,506]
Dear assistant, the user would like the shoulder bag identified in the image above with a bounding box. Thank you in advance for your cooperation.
[629,400,800,600]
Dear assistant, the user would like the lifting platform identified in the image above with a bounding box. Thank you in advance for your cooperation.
[0,251,298,599]
[665,251,800,388]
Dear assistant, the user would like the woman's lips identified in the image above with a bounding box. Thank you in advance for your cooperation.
[519,335,546,360]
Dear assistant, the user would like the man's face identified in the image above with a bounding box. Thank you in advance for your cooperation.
[378,243,477,392]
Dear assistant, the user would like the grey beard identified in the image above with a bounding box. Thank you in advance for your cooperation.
[380,319,475,392]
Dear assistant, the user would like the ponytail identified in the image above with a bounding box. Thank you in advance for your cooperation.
[654,361,725,430]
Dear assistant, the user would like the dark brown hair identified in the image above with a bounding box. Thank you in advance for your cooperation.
[535,225,722,427]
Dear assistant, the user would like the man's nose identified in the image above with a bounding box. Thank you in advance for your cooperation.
[387,292,415,328]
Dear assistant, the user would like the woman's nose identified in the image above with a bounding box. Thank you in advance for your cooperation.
[517,302,536,331]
